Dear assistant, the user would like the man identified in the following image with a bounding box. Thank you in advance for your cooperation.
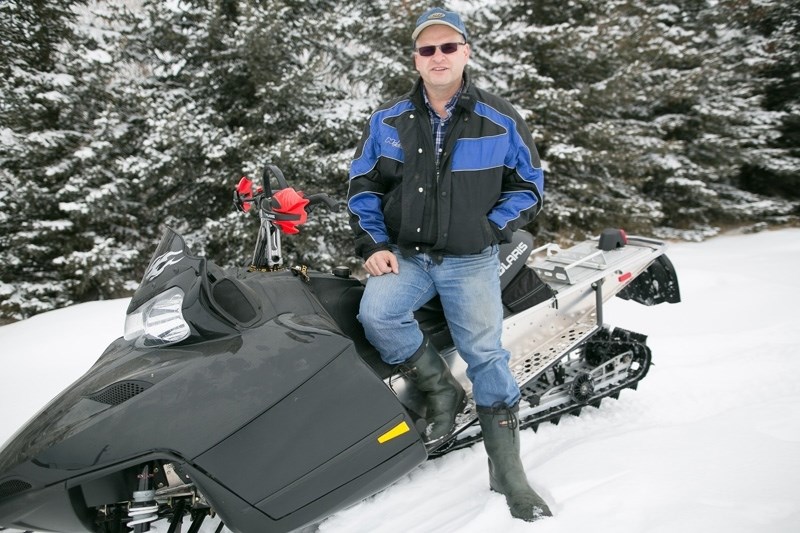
[347,7,551,522]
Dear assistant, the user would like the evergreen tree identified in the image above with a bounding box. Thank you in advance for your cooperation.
[479,0,798,242]
[1,0,797,322]
[732,0,800,202]
[109,0,377,272]
[0,0,128,319]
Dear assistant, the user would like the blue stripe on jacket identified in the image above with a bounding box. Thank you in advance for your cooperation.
[348,191,389,245]
[488,191,538,229]
[349,100,412,178]
[452,101,543,229]
[348,100,414,245]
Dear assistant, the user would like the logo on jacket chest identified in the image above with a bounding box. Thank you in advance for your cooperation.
[384,136,402,148]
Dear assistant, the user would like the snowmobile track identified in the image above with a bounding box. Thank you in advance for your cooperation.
[427,326,652,457]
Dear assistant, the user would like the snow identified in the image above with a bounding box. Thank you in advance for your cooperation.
[0,128,17,148]
[1,228,799,533]
[85,49,113,64]
[38,91,70,104]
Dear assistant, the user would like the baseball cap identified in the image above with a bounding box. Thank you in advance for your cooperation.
[411,7,468,42]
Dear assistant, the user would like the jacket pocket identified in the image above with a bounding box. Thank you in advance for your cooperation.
[481,217,498,245]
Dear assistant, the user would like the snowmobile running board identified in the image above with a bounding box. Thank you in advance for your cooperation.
[400,233,678,456]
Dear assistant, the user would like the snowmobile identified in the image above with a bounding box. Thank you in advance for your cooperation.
[0,165,680,533]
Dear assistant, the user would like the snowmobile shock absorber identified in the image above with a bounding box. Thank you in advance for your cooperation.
[128,464,159,531]
[593,278,604,326]
[128,490,158,530]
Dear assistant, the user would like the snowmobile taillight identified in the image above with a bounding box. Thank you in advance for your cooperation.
[124,286,190,347]
[618,272,633,283]
[598,228,628,251]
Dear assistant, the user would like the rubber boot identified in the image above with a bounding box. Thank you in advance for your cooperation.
[477,403,552,522]
[399,338,466,442]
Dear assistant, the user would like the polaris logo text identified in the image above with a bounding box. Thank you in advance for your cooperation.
[499,241,528,277]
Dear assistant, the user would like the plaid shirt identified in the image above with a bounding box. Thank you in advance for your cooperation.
[423,85,463,168]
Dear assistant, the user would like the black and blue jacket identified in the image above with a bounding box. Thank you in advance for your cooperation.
[347,72,544,260]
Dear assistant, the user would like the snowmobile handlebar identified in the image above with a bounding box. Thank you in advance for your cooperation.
[234,164,345,269]
[259,164,344,212]
[304,193,345,213]
[233,164,345,217]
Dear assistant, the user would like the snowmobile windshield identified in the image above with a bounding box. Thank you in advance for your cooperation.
[128,228,204,314]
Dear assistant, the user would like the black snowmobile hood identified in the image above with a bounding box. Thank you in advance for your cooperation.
[0,228,356,489]
[0,310,349,475]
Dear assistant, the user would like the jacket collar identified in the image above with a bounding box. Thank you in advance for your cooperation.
[408,70,477,114]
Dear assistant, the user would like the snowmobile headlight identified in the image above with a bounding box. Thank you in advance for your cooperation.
[124,286,190,347]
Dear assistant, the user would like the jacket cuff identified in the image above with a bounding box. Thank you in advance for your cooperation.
[360,241,391,260]
[490,221,513,244]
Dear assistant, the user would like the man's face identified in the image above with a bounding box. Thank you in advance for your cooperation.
[413,25,470,94]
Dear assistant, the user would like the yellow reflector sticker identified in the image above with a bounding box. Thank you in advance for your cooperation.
[378,421,411,444]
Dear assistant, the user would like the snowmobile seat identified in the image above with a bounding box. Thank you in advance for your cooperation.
[308,273,452,379]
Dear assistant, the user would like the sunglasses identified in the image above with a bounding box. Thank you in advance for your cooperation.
[415,42,466,57]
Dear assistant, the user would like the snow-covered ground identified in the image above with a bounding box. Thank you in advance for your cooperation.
[1,228,799,532]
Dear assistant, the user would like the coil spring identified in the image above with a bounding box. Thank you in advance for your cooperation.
[128,489,158,528]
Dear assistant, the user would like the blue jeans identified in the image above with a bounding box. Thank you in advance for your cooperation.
[358,246,521,408]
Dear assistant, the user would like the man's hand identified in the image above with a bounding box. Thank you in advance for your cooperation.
[364,250,399,276]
